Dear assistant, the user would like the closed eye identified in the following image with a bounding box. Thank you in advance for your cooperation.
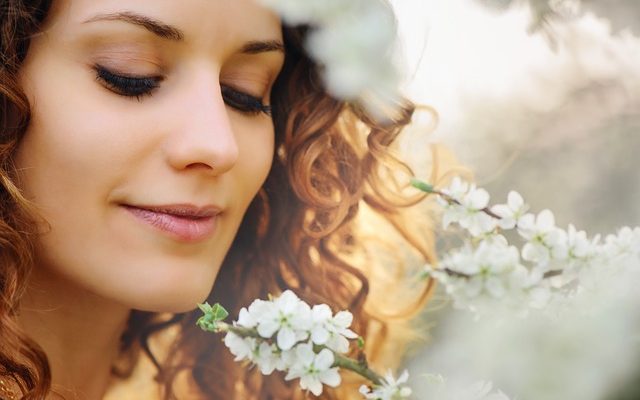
[94,65,162,100]
[220,85,271,116]
[93,65,272,116]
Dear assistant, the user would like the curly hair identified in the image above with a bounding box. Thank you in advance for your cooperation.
[1,1,54,398]
[0,1,437,399]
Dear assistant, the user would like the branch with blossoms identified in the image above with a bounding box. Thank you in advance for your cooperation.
[197,176,640,399]
[411,177,640,317]
[196,291,412,399]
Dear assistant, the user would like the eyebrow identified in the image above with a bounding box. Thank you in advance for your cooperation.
[240,40,284,54]
[83,11,285,54]
[84,11,184,41]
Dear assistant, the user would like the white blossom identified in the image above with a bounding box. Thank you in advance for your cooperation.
[220,291,360,396]
[439,177,470,204]
[258,0,400,118]
[603,226,640,259]
[557,224,598,282]
[262,343,302,375]
[359,370,412,400]
[436,237,535,313]
[224,332,256,362]
[248,290,312,351]
[491,190,529,230]
[466,238,523,299]
[565,224,592,260]
[285,342,341,396]
[236,300,263,328]
[440,178,498,236]
[223,332,290,375]
[518,210,568,267]
[310,304,358,353]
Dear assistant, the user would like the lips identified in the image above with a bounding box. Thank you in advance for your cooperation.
[121,203,221,242]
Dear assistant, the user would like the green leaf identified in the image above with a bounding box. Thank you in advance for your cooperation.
[357,336,365,349]
[196,302,228,332]
[197,302,213,314]
[210,303,229,321]
[410,177,434,193]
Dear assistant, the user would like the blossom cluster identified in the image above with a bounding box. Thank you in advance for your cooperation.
[200,290,412,398]
[258,0,401,119]
[425,177,640,316]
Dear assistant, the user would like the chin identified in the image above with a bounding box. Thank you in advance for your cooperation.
[119,272,217,314]
[130,290,211,314]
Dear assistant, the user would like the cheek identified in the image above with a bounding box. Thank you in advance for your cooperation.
[16,46,152,201]
[15,51,152,249]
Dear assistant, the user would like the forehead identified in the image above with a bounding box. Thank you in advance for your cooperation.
[46,0,283,47]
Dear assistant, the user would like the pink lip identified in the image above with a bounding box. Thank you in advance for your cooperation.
[121,204,220,242]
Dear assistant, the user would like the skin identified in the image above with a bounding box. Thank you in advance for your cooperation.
[14,0,284,398]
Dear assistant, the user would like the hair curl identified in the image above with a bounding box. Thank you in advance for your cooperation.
[0,2,437,399]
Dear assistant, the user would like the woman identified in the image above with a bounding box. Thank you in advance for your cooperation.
[1,0,435,398]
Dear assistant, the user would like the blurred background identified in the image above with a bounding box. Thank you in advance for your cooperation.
[388,0,640,398]
[394,0,640,233]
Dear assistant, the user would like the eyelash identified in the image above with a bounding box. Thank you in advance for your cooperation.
[93,65,272,116]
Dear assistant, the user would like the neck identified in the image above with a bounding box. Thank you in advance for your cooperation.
[18,266,131,400]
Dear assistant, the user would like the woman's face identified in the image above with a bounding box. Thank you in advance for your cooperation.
[15,0,284,312]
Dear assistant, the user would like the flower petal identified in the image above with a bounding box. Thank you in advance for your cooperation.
[507,190,523,209]
[237,307,257,328]
[537,209,555,230]
[295,342,315,365]
[468,188,490,209]
[320,368,341,387]
[311,325,330,345]
[333,310,353,328]
[315,348,335,370]
[257,320,279,338]
[277,327,296,350]
[277,290,300,314]
[312,304,332,322]
[305,377,323,396]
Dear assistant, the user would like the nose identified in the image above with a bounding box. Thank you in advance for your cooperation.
[164,71,238,175]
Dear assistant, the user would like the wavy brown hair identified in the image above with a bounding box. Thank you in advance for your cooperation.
[1,1,437,399]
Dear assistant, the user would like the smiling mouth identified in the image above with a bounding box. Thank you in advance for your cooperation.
[120,204,220,242]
